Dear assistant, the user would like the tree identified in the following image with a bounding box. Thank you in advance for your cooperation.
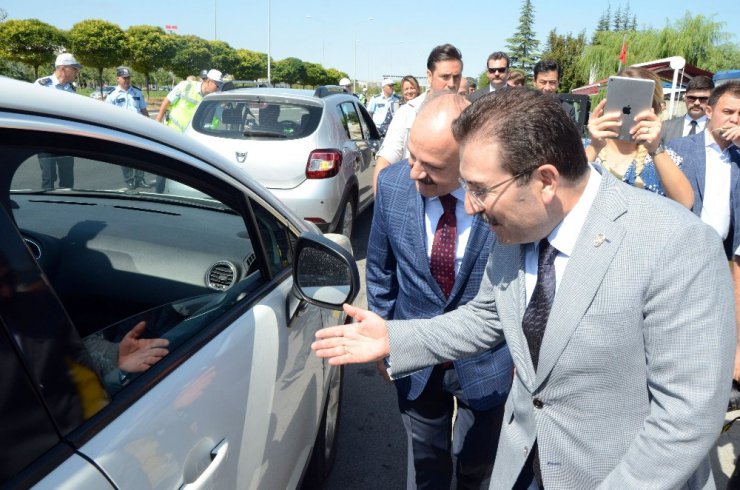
[505,0,540,74]
[541,29,588,92]
[613,6,623,31]
[208,40,240,76]
[325,68,348,85]
[272,57,306,86]
[69,20,128,93]
[0,19,66,79]
[127,25,176,95]
[169,35,211,79]
[234,49,267,80]
[304,62,328,87]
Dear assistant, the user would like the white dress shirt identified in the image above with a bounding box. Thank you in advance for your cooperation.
[424,187,473,274]
[525,166,602,304]
[683,114,707,136]
[700,130,733,240]
[376,91,427,164]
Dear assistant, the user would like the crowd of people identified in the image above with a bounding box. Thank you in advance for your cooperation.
[311,43,740,490]
[32,45,740,489]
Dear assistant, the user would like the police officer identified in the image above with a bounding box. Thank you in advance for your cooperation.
[367,78,400,136]
[35,53,81,190]
[107,67,151,189]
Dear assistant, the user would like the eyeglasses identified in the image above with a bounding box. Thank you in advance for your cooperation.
[685,95,709,104]
[487,67,508,74]
[459,167,536,208]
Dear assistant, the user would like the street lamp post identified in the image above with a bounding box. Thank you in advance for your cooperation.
[267,0,272,85]
[353,17,374,93]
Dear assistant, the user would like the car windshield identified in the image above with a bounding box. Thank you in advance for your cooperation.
[192,98,322,140]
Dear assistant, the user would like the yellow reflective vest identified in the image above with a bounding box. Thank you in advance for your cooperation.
[166,82,203,132]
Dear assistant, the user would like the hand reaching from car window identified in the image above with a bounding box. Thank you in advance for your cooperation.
[118,321,170,373]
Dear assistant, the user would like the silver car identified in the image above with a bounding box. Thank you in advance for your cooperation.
[185,87,381,237]
[0,77,359,489]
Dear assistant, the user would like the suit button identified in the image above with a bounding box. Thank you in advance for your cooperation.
[533,398,544,409]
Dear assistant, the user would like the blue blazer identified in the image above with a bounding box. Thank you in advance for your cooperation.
[669,133,740,258]
[367,163,513,410]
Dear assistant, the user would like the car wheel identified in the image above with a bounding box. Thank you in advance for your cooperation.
[302,365,343,488]
[336,199,354,238]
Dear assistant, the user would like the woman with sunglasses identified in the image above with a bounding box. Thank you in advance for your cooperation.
[585,66,694,209]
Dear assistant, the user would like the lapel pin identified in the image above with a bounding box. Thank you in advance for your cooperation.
[593,233,606,247]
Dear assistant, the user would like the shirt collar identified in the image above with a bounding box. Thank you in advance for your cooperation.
[428,186,466,204]
[704,126,738,153]
[545,165,601,257]
[684,114,707,125]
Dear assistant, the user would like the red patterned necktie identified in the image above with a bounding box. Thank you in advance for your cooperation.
[430,194,457,298]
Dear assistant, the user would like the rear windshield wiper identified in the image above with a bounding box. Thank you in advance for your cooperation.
[242,129,287,138]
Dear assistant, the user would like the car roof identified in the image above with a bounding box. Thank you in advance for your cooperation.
[0,76,284,206]
[205,87,355,104]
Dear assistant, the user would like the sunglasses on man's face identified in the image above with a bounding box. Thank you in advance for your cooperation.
[487,67,508,74]
[685,95,709,104]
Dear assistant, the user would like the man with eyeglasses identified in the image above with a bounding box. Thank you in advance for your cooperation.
[469,51,509,103]
[34,53,82,190]
[367,92,512,489]
[661,76,715,146]
[313,87,734,489]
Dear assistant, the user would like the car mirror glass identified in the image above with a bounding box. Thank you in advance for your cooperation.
[293,233,359,309]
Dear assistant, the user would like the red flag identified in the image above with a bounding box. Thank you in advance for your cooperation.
[619,40,627,65]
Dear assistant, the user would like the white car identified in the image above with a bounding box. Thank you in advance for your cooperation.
[0,77,359,489]
[185,87,382,237]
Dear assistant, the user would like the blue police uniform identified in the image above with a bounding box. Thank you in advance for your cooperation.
[106,77,152,188]
[35,74,76,189]
[367,92,400,136]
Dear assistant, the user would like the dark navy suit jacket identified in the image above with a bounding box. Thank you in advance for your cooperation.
[669,132,740,258]
[367,162,513,410]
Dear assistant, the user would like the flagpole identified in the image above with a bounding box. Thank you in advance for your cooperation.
[617,34,626,72]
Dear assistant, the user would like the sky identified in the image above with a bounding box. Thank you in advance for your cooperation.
[2,0,738,84]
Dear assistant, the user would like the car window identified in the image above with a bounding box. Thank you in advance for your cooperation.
[253,202,298,276]
[357,103,381,140]
[338,101,365,141]
[192,98,322,140]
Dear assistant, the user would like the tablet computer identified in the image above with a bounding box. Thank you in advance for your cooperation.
[604,76,655,141]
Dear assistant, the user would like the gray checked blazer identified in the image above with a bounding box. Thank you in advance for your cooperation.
[386,168,735,489]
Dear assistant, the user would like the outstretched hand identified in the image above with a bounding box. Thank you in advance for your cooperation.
[311,304,391,366]
[118,321,170,373]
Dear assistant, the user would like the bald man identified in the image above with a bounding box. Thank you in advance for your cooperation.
[367,92,513,489]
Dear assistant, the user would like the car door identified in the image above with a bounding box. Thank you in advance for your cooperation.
[337,100,377,211]
[0,120,328,489]
[355,102,382,209]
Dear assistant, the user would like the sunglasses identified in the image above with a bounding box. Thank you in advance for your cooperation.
[487,67,508,74]
[685,95,709,104]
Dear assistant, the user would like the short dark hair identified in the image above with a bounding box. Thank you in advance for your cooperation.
[708,81,740,108]
[452,87,588,182]
[486,51,510,68]
[427,44,463,72]
[686,75,714,93]
[466,77,477,89]
[533,60,561,80]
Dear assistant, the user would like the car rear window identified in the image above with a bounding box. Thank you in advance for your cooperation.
[192,99,322,140]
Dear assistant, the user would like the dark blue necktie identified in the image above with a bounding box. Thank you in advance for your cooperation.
[522,238,558,371]
[688,119,698,136]
[520,238,558,489]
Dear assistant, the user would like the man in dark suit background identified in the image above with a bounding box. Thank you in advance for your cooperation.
[660,75,715,146]
[367,92,513,489]
[533,60,576,123]
[469,51,510,103]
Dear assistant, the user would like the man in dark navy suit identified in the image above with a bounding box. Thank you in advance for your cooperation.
[368,92,513,489]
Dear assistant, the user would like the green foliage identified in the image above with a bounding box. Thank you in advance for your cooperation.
[0,59,34,81]
[0,19,66,79]
[170,35,211,79]
[578,13,736,83]
[477,71,489,90]
[69,19,128,91]
[325,68,348,85]
[304,62,330,87]
[541,29,588,92]
[208,40,240,76]
[234,49,267,80]
[272,57,306,86]
[505,0,540,74]
[127,25,176,94]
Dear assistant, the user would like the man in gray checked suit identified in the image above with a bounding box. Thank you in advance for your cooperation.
[313,88,735,489]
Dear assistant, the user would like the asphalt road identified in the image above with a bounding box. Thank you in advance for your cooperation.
[324,203,740,489]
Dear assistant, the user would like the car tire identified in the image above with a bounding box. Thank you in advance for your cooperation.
[336,199,354,238]
[302,365,343,488]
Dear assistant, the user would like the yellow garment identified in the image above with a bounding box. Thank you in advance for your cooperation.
[166,82,203,132]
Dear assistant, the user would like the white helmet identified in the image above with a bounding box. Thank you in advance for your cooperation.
[339,77,351,87]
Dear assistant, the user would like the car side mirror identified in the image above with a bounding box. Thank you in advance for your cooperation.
[292,232,359,310]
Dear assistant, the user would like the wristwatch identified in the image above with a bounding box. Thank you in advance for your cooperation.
[118,369,131,386]
[649,144,666,157]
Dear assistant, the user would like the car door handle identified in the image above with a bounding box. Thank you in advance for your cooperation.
[180,439,229,490]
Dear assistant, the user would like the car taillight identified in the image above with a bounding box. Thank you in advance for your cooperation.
[306,150,342,179]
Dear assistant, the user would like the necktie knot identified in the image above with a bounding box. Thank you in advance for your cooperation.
[439,194,456,214]
[688,119,698,135]
[537,238,558,269]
